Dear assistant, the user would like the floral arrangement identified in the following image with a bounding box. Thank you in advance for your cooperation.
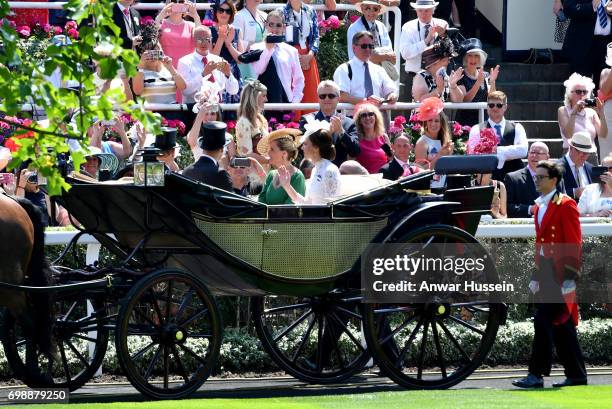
[316,15,348,81]
[267,113,300,133]
[450,121,471,155]
[472,128,497,155]
[2,19,80,64]
[388,114,422,146]
[161,117,187,136]
[0,116,35,152]
[140,16,155,26]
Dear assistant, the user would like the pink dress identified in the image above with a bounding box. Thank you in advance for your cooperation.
[159,20,195,103]
[159,20,195,68]
[357,135,388,174]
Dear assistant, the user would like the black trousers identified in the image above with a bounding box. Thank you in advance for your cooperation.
[571,35,610,90]
[434,0,477,37]
[528,303,587,379]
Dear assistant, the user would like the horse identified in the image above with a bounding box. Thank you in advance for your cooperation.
[0,191,55,384]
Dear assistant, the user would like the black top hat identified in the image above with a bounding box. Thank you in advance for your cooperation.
[152,127,178,151]
[199,121,227,151]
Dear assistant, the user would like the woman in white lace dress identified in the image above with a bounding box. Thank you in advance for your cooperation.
[278,128,341,204]
[235,79,269,163]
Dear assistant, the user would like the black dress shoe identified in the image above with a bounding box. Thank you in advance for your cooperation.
[512,374,544,388]
[552,378,587,387]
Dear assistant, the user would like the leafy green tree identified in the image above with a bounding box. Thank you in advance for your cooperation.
[0,0,161,195]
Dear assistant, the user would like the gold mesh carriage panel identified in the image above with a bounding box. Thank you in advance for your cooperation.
[193,217,264,269]
[260,219,388,279]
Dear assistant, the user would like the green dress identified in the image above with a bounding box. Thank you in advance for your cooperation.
[258,169,306,205]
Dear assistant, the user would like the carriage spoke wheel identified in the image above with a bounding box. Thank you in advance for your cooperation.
[363,225,505,389]
[1,296,109,391]
[116,269,222,400]
[252,292,370,384]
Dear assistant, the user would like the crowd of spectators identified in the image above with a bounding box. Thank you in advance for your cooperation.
[1,0,612,226]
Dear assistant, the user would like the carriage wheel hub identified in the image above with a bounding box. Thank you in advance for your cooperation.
[160,325,186,345]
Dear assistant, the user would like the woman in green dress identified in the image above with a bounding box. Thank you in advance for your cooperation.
[251,128,306,204]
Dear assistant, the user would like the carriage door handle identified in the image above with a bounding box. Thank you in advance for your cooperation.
[261,228,278,237]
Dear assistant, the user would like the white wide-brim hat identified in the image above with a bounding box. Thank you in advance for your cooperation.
[356,0,387,15]
[411,0,439,9]
[568,131,597,153]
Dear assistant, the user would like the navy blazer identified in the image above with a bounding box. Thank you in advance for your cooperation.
[299,111,360,166]
[182,156,233,192]
[558,155,593,201]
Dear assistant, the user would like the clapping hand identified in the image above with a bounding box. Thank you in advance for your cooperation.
[329,116,343,135]
[449,67,464,87]
[489,64,500,82]
[277,165,291,187]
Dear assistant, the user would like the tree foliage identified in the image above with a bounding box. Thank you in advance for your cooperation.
[0,0,161,195]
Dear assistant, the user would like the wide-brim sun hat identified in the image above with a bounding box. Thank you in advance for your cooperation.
[257,128,302,156]
[568,131,597,153]
[459,38,488,64]
[82,146,120,175]
[356,0,387,15]
[411,0,439,9]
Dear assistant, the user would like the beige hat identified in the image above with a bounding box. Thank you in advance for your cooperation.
[411,0,439,9]
[568,131,597,153]
[257,128,302,156]
[356,0,387,15]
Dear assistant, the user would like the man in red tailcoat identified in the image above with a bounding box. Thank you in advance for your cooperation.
[512,160,587,389]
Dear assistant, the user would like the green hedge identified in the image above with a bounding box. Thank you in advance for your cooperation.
[0,320,610,379]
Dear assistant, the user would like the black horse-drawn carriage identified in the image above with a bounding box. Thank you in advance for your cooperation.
[1,157,507,400]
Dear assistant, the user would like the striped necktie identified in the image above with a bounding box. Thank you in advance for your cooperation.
[598,0,608,29]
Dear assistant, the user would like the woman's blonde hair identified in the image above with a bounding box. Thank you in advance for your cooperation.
[238,80,267,125]
[563,72,595,106]
[422,111,451,146]
[354,103,385,138]
[273,137,299,162]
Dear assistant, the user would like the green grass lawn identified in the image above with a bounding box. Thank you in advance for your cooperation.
[11,385,612,409]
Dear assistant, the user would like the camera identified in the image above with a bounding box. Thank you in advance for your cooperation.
[592,166,609,184]
[101,119,116,127]
[230,156,251,168]
[27,171,38,184]
[584,98,597,108]
[266,35,285,44]
[147,50,164,61]
[171,3,188,14]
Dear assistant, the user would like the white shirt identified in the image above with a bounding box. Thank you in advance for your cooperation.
[250,42,305,103]
[306,159,341,204]
[535,189,557,227]
[467,118,528,169]
[577,183,612,215]
[399,17,448,74]
[347,18,392,60]
[234,8,267,50]
[595,0,612,36]
[333,57,398,100]
[564,153,590,189]
[177,51,239,104]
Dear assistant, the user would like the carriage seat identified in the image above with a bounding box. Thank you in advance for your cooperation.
[335,174,394,198]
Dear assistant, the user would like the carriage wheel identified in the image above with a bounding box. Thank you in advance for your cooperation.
[1,295,109,391]
[116,269,222,400]
[363,225,505,389]
[252,291,371,384]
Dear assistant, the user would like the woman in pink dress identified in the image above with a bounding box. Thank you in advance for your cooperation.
[354,103,390,173]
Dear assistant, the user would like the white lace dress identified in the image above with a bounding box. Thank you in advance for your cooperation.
[305,159,342,204]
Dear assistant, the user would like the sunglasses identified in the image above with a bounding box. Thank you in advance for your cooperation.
[360,112,376,119]
[573,89,588,95]
[267,22,283,28]
[217,7,232,15]
[171,0,186,3]
[357,44,375,49]
[487,103,505,109]
[318,93,338,100]
[534,175,550,181]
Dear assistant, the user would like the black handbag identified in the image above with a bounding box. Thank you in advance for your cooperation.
[238,49,263,64]
[523,48,554,64]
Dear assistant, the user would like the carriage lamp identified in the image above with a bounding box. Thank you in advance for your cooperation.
[134,147,165,187]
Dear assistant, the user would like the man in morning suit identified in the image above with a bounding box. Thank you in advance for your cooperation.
[182,121,233,191]
[112,0,142,50]
[379,133,421,180]
[299,80,360,167]
[558,131,595,202]
[504,142,551,218]
[512,160,587,389]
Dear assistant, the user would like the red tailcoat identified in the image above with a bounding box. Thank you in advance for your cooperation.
[534,191,581,326]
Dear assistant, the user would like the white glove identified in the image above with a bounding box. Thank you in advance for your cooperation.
[561,280,576,295]
[529,280,540,294]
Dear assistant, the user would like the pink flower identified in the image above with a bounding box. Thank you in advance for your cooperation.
[202,19,214,27]
[269,117,277,125]
[227,120,236,130]
[393,115,407,126]
[17,26,30,37]
[473,128,498,154]
[452,122,462,137]
[318,19,330,29]
[276,124,286,130]
[388,125,403,135]
[349,15,360,24]
[140,16,155,26]
[462,125,471,133]
[67,28,79,39]
[64,21,78,31]
[286,121,299,129]
[53,26,62,35]
[409,114,420,123]
[411,124,422,132]
[43,23,52,33]
[328,15,340,29]
[282,114,292,122]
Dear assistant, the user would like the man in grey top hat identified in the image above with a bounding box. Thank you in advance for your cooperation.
[182,121,233,191]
